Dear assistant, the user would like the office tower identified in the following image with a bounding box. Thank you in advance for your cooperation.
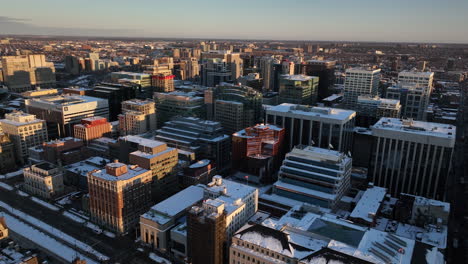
[270,145,351,209]
[74,116,112,143]
[64,55,81,75]
[0,111,47,163]
[299,60,336,100]
[188,200,226,264]
[355,96,401,127]
[201,50,243,83]
[25,95,109,138]
[154,91,206,127]
[232,124,285,183]
[237,73,263,91]
[90,82,139,121]
[1,55,56,92]
[128,140,179,200]
[279,74,319,105]
[188,176,258,264]
[140,185,205,254]
[386,71,434,120]
[110,71,152,88]
[172,48,180,58]
[23,162,64,199]
[152,72,175,92]
[205,84,263,134]
[343,68,381,108]
[201,58,233,87]
[0,133,16,174]
[155,117,231,172]
[185,57,200,80]
[180,159,217,188]
[266,103,356,152]
[370,118,455,200]
[89,161,152,234]
[281,60,295,75]
[118,99,156,136]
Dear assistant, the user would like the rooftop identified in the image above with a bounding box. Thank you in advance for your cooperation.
[119,135,165,148]
[267,103,356,121]
[350,186,387,223]
[281,74,317,82]
[26,95,106,106]
[372,118,456,139]
[90,163,149,181]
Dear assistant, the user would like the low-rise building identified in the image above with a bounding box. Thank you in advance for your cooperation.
[23,162,64,199]
[74,116,112,143]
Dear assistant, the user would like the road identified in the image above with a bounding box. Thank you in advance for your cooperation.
[0,185,156,264]
[446,79,468,264]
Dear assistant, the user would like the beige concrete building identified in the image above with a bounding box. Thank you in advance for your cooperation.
[118,99,157,136]
[0,111,47,163]
[89,161,152,234]
[1,55,56,92]
[21,88,58,98]
[23,162,64,199]
[152,72,175,92]
[0,217,8,240]
[129,140,179,200]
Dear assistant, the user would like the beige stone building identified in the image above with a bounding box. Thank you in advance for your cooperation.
[118,99,157,136]
[1,55,56,92]
[88,161,152,234]
[0,111,47,163]
[129,140,179,200]
[0,217,8,240]
[23,162,64,199]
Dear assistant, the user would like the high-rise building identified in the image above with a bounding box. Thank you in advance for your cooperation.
[270,145,351,210]
[343,68,381,108]
[385,71,434,120]
[90,82,139,121]
[155,117,231,172]
[201,50,243,80]
[205,84,263,134]
[74,116,112,143]
[118,99,156,136]
[355,96,401,127]
[0,111,47,163]
[279,74,319,105]
[0,133,17,174]
[299,60,336,100]
[1,55,56,92]
[64,55,82,75]
[128,139,179,201]
[201,58,233,87]
[89,161,152,234]
[232,124,285,183]
[25,95,109,139]
[370,118,455,200]
[23,162,64,199]
[154,91,206,127]
[152,72,175,92]
[188,200,226,264]
[266,104,356,152]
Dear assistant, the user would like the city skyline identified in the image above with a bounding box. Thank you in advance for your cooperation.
[1,0,468,43]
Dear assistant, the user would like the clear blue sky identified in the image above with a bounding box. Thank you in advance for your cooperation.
[1,0,467,43]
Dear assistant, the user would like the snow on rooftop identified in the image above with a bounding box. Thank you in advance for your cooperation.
[119,135,165,148]
[373,118,456,139]
[350,186,387,223]
[143,185,204,223]
[267,103,355,122]
[281,74,316,82]
[90,164,149,181]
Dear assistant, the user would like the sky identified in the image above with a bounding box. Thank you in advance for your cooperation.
[0,0,467,43]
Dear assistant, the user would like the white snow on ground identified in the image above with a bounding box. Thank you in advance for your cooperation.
[57,196,72,205]
[30,197,60,211]
[0,201,109,261]
[1,212,99,264]
[149,252,171,264]
[104,231,116,238]
[16,190,29,197]
[0,169,23,179]
[86,222,103,234]
[63,211,86,223]
[0,182,13,191]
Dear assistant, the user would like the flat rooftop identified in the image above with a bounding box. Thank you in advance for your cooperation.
[27,95,106,106]
[267,103,356,121]
[119,135,165,148]
[373,118,456,139]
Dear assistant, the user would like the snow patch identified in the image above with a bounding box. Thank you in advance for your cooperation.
[30,196,60,211]
[149,252,171,264]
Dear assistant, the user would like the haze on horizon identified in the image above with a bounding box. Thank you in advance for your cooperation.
[1,0,467,43]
